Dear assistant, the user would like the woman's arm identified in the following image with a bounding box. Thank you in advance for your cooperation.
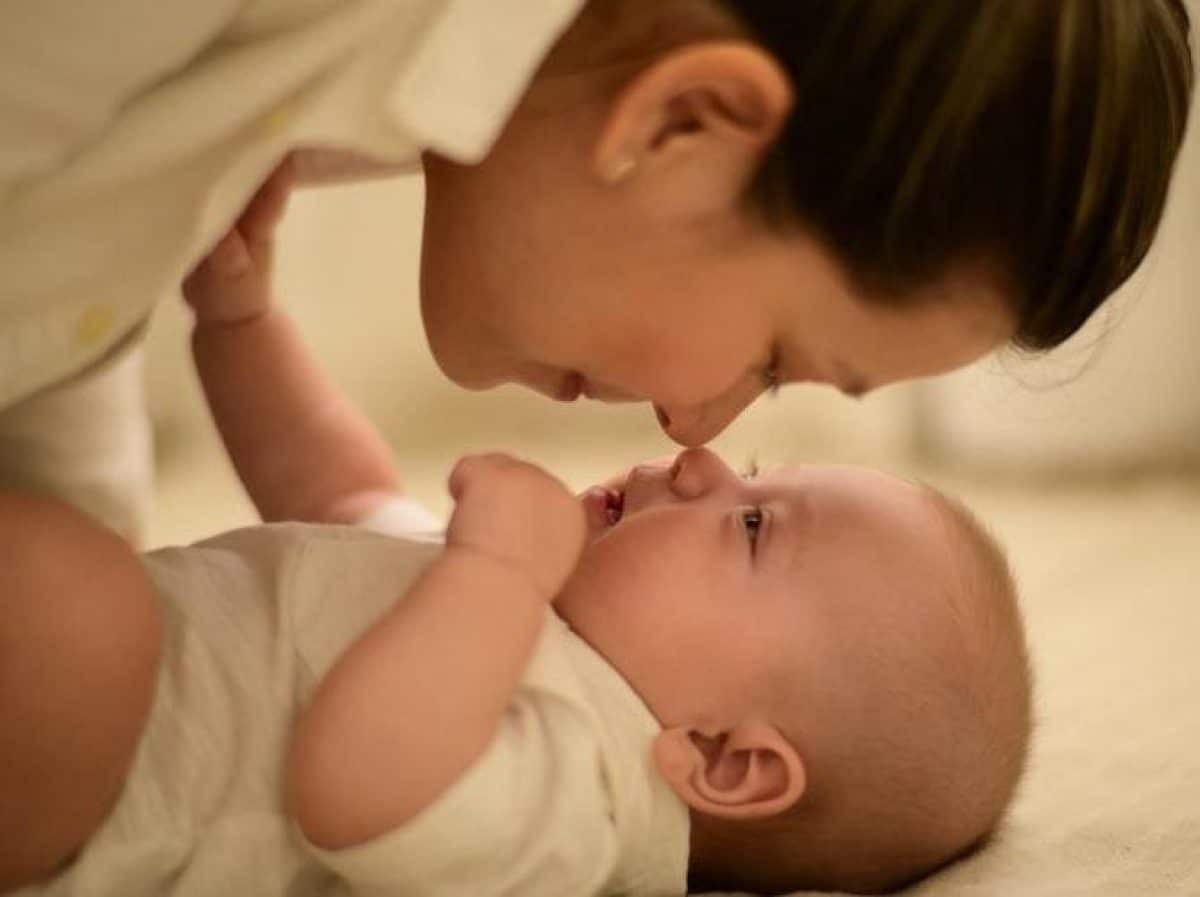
[287,454,586,848]
[183,160,399,524]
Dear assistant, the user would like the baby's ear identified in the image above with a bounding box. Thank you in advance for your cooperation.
[653,722,805,820]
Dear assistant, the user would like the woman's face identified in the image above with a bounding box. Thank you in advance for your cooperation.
[419,104,1014,446]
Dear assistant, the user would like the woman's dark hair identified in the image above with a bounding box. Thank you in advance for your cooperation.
[719,0,1194,349]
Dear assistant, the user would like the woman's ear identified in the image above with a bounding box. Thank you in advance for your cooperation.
[592,41,792,216]
[653,721,806,820]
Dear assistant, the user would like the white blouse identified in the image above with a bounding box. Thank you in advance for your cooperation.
[0,0,585,407]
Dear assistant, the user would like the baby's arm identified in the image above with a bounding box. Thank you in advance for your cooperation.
[288,454,586,849]
[182,159,398,524]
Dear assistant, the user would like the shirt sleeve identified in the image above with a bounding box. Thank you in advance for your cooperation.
[297,688,620,897]
[0,0,242,185]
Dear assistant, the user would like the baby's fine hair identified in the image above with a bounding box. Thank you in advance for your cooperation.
[718,0,1193,351]
[689,486,1033,895]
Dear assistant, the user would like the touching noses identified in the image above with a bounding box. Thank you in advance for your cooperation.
[653,375,763,447]
[669,447,735,500]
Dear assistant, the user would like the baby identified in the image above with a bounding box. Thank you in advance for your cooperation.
[0,454,1032,897]
[0,178,1032,897]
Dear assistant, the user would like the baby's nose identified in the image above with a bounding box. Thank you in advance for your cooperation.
[669,447,732,499]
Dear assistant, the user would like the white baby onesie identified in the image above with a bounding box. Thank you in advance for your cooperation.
[18,516,688,896]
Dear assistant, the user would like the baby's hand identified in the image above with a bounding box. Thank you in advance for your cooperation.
[446,454,586,600]
[182,157,294,326]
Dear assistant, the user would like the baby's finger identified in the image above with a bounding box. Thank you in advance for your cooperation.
[447,455,483,502]
[181,228,276,324]
[238,156,295,246]
[206,229,253,278]
[182,230,249,300]
[448,453,520,501]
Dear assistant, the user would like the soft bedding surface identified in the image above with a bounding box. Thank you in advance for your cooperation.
[709,478,1200,897]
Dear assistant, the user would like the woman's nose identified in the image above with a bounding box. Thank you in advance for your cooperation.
[653,376,762,447]
[653,399,744,447]
[669,447,735,499]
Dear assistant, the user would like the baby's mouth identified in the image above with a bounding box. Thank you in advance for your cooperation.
[605,488,624,525]
[582,486,624,538]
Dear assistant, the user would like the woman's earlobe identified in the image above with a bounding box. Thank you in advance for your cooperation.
[592,41,792,190]
[600,152,639,184]
[653,721,806,821]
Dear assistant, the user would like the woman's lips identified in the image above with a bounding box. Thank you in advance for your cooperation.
[556,372,584,402]
[582,380,641,402]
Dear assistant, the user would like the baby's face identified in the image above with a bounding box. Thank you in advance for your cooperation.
[556,448,962,727]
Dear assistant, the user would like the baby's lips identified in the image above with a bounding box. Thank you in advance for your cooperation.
[580,487,621,539]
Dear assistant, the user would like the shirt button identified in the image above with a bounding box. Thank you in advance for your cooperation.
[261,96,300,137]
[75,304,116,347]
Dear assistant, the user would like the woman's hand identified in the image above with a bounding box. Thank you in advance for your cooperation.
[446,454,586,601]
[182,156,294,326]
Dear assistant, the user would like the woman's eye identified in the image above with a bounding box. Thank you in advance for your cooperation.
[740,458,760,481]
[760,349,782,396]
[741,507,764,552]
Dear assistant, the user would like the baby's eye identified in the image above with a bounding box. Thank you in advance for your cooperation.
[741,507,764,553]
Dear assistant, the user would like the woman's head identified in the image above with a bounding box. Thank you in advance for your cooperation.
[725,0,1195,351]
[418,0,1193,444]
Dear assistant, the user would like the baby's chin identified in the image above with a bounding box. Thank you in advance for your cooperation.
[579,485,624,542]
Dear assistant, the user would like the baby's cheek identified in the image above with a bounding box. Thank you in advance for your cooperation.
[564,517,697,613]
[556,548,630,620]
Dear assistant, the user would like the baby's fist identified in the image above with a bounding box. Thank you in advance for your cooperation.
[182,158,293,325]
[446,454,585,600]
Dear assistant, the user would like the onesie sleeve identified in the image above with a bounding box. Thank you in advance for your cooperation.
[296,686,620,896]
[351,495,444,539]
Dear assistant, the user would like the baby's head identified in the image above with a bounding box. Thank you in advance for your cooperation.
[557,448,1031,893]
